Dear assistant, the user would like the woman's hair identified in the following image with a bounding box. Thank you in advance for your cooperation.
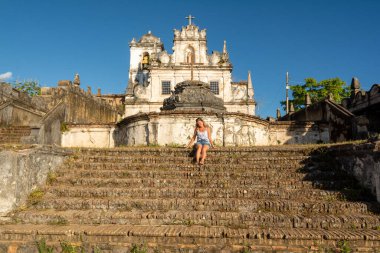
[196,117,207,128]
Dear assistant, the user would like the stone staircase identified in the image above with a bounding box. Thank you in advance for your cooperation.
[0,127,31,144]
[2,146,380,252]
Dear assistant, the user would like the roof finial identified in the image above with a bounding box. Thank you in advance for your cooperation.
[223,40,227,54]
[248,71,252,87]
[186,14,195,25]
[351,77,361,90]
[247,71,254,98]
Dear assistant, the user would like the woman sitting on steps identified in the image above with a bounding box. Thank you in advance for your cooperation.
[186,118,214,165]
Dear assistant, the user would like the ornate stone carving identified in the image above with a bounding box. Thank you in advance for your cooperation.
[174,29,180,38]
[210,51,221,65]
[200,29,206,39]
[161,80,226,112]
[232,86,247,101]
[159,51,170,64]
[134,84,147,98]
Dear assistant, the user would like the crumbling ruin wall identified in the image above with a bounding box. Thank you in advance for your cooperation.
[61,124,116,148]
[62,87,119,124]
[1,82,120,146]
[40,85,119,125]
[38,85,120,146]
[330,142,380,202]
[269,121,330,145]
[39,102,66,145]
[0,146,69,216]
[0,83,46,127]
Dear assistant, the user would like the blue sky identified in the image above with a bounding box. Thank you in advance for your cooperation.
[1,0,379,117]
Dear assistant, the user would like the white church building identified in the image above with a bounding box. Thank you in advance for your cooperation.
[124,16,256,117]
[57,16,329,148]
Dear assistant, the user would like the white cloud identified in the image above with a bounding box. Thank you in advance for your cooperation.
[0,72,13,81]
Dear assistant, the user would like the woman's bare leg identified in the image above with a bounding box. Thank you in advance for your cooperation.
[196,144,203,163]
[200,145,209,164]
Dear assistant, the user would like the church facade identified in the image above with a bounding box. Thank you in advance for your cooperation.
[0,16,331,148]
[124,16,256,117]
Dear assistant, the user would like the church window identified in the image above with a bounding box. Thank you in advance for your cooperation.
[161,81,171,95]
[210,81,219,95]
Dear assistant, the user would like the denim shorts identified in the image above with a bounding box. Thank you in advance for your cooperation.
[196,139,211,146]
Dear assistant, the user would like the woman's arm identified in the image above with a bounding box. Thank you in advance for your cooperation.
[186,128,197,148]
[207,127,214,147]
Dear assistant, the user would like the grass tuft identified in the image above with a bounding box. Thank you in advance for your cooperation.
[35,238,54,253]
[28,188,44,205]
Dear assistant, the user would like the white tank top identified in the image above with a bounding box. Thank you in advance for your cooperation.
[197,129,209,142]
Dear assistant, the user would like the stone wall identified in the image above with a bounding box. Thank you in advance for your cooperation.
[114,111,329,147]
[224,102,255,116]
[61,124,116,148]
[38,102,65,145]
[41,84,119,125]
[329,141,380,202]
[269,121,330,145]
[0,145,68,216]
[0,83,46,127]
[1,82,120,146]
[38,84,120,146]
[62,87,119,124]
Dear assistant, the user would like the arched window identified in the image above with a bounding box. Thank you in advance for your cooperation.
[185,46,195,64]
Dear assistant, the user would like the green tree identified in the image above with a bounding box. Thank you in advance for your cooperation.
[13,80,41,96]
[281,77,350,111]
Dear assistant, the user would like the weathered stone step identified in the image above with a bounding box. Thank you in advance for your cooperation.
[74,155,311,165]
[14,209,380,230]
[52,176,354,191]
[66,161,307,172]
[56,168,346,182]
[55,170,311,182]
[1,224,380,252]
[45,185,344,201]
[58,168,305,178]
[34,197,372,214]
[74,146,316,157]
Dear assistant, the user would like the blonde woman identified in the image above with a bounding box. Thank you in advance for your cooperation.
[186,118,214,165]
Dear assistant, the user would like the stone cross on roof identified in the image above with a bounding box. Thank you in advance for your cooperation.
[186,14,195,25]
